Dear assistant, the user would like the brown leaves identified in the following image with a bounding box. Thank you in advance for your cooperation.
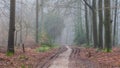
[0,47,58,68]
[81,47,120,67]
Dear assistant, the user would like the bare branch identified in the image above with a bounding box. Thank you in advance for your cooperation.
[83,0,93,10]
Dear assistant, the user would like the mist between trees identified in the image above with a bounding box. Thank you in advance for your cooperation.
[0,0,119,53]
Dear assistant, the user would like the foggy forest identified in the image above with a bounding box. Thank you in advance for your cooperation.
[0,0,120,68]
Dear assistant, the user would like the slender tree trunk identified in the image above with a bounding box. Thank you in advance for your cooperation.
[85,3,89,46]
[116,14,119,45]
[98,0,103,49]
[88,0,93,44]
[92,0,98,48]
[20,0,23,45]
[40,0,46,44]
[113,0,118,46]
[7,0,16,53]
[18,0,24,47]
[15,31,18,46]
[104,0,112,52]
[20,21,23,45]
[36,0,39,43]
[83,0,98,47]
[41,0,44,33]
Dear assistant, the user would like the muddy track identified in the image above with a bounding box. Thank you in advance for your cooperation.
[36,46,67,68]
[69,47,114,68]
[49,46,72,68]
[36,46,115,68]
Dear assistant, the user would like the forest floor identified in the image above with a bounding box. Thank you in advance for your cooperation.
[0,45,120,68]
[41,46,120,68]
[0,45,59,68]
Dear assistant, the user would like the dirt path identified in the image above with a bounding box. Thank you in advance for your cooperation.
[36,46,113,68]
[49,46,72,68]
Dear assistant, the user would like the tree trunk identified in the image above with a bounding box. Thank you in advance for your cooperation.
[85,3,89,46]
[83,0,98,47]
[88,0,93,44]
[15,31,18,46]
[98,0,103,49]
[104,0,112,52]
[20,0,23,45]
[92,0,98,48]
[7,0,16,53]
[36,0,39,43]
[113,0,118,46]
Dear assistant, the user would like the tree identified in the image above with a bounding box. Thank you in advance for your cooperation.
[113,0,118,46]
[36,0,39,43]
[40,0,47,44]
[7,0,16,53]
[104,0,112,52]
[98,0,103,49]
[74,0,86,45]
[83,0,98,48]
[92,0,98,48]
[85,1,89,46]
[20,0,23,46]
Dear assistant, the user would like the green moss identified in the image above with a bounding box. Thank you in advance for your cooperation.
[6,51,14,56]
[36,44,59,52]
[50,44,59,48]
[102,48,112,52]
[36,45,50,52]
[21,64,26,68]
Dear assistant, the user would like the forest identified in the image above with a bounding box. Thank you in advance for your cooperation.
[0,0,120,68]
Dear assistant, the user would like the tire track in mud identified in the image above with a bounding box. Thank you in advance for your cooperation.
[48,46,72,68]
[37,46,114,68]
[36,46,68,68]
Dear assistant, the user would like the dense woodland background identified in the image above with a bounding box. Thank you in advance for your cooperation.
[0,0,119,52]
[1,0,120,68]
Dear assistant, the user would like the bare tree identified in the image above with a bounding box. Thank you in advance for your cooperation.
[83,0,98,48]
[7,0,16,53]
[85,1,89,46]
[113,0,118,46]
[104,0,112,52]
[92,0,98,48]
[36,0,39,43]
[98,0,103,49]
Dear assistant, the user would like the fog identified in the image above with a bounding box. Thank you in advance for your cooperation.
[55,17,75,45]
[0,0,120,46]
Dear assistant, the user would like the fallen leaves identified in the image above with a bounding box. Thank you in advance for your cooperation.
[80,47,120,67]
[0,46,58,68]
